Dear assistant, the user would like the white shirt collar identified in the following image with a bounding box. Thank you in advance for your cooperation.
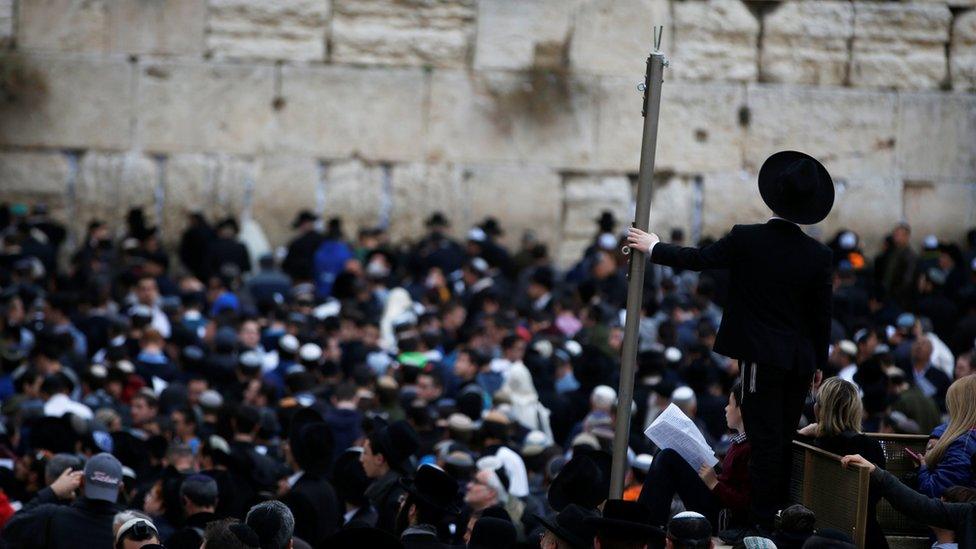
[769,216,799,227]
[287,470,304,488]
[343,507,359,523]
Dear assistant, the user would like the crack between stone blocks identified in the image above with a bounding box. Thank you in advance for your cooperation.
[316,159,329,221]
[379,162,393,230]
[62,150,82,250]
[128,56,141,149]
[844,0,857,88]
[153,155,167,239]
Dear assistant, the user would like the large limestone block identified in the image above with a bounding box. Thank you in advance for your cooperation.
[647,174,696,241]
[0,0,13,47]
[0,152,71,222]
[761,2,853,86]
[462,164,562,250]
[815,176,903,253]
[903,182,976,246]
[251,156,320,246]
[896,93,976,181]
[107,0,206,56]
[0,54,132,149]
[851,3,950,90]
[207,0,329,61]
[162,154,253,237]
[75,153,158,237]
[744,85,898,178]
[138,61,276,154]
[277,65,426,161]
[321,159,385,235]
[17,0,108,52]
[562,174,633,240]
[671,0,759,82]
[473,0,576,71]
[331,0,476,68]
[389,163,466,241]
[568,0,671,77]
[701,171,768,238]
[596,79,745,172]
[427,70,598,169]
[952,10,976,92]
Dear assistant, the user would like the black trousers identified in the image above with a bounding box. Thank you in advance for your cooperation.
[738,361,812,528]
[638,448,719,528]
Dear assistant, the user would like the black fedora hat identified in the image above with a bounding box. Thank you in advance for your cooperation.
[547,449,611,511]
[534,504,599,549]
[758,150,834,225]
[398,464,460,515]
[596,211,617,232]
[291,209,318,229]
[585,499,665,540]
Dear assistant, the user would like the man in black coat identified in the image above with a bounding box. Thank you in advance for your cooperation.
[628,151,835,530]
[166,474,220,549]
[2,453,124,549]
[206,217,250,279]
[282,409,342,546]
[282,210,324,282]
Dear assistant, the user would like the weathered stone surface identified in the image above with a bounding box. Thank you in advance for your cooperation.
[331,0,476,68]
[761,2,853,86]
[250,156,320,246]
[161,154,253,237]
[896,93,976,181]
[74,153,158,237]
[561,174,632,241]
[389,163,466,241]
[851,3,950,89]
[473,0,576,71]
[277,65,426,161]
[0,54,132,149]
[206,0,329,61]
[321,159,385,234]
[0,0,13,47]
[952,10,976,92]
[0,151,70,200]
[568,0,670,77]
[462,164,561,250]
[427,70,598,169]
[138,61,276,154]
[17,0,108,52]
[902,182,976,246]
[701,171,767,238]
[596,79,745,172]
[816,176,903,253]
[744,85,898,177]
[672,0,759,82]
[107,0,206,56]
[647,174,696,243]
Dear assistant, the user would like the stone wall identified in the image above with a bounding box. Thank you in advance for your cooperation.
[1,0,974,266]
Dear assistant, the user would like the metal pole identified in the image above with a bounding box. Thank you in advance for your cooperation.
[609,30,667,499]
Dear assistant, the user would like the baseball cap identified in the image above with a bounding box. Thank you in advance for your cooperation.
[84,452,122,502]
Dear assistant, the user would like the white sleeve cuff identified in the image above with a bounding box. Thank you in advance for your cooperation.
[647,241,658,256]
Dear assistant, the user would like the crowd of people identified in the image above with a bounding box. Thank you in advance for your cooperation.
[0,200,974,549]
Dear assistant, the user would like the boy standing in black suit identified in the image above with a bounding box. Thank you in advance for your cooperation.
[628,151,835,530]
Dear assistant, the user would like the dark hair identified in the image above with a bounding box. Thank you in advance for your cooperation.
[729,380,743,407]
[180,474,219,508]
[233,405,260,434]
[203,519,260,549]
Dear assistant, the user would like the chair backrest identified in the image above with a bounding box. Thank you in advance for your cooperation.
[790,440,870,548]
[866,433,932,536]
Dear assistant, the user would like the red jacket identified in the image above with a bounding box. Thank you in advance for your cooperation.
[712,433,751,513]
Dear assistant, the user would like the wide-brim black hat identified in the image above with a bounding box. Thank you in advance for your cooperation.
[534,504,599,549]
[398,464,460,515]
[425,212,450,228]
[547,449,611,511]
[758,150,834,225]
[584,499,665,539]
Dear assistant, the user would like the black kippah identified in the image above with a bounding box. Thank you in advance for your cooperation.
[229,522,261,546]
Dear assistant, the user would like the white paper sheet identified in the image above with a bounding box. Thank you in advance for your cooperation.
[643,403,719,471]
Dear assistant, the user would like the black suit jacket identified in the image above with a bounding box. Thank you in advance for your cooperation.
[284,472,341,545]
[651,219,832,373]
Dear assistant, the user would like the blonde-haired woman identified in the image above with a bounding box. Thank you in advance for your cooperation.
[918,375,976,498]
[797,376,889,548]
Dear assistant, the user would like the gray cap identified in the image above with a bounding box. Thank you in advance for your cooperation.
[84,452,122,502]
[199,390,224,410]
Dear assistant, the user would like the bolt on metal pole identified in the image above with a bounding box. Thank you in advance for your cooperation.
[609,28,667,500]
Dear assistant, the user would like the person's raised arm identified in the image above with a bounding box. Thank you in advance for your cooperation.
[628,227,738,272]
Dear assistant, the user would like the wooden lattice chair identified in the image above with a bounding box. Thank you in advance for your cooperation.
[789,440,870,548]
[866,433,932,549]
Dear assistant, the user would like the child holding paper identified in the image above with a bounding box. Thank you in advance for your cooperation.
[638,381,751,531]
